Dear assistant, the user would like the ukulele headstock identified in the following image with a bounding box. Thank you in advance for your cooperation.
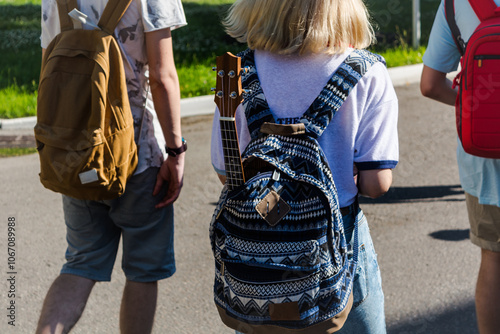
[214,52,243,118]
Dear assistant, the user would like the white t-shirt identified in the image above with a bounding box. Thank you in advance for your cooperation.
[211,49,399,207]
[41,0,186,174]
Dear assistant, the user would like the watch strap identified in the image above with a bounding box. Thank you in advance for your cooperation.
[166,138,187,157]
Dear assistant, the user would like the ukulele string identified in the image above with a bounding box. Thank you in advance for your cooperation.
[228,72,236,189]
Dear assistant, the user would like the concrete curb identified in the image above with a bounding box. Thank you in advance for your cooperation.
[0,63,424,130]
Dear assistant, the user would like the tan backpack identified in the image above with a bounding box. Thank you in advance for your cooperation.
[35,0,137,201]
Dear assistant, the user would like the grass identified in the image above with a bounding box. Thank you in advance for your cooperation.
[0,0,41,119]
[0,0,441,119]
[0,83,38,118]
[0,147,37,157]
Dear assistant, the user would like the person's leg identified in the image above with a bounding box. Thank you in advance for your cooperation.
[36,274,95,334]
[111,168,175,333]
[476,249,500,334]
[119,280,158,334]
[465,193,500,333]
[37,196,121,334]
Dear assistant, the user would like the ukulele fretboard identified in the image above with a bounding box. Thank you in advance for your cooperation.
[220,119,245,190]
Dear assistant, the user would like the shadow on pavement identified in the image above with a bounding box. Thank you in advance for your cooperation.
[429,228,470,242]
[387,299,477,334]
[360,185,464,204]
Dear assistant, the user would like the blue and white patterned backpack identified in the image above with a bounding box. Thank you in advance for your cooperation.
[210,49,383,333]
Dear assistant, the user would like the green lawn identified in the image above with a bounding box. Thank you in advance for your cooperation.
[0,147,37,157]
[0,0,441,119]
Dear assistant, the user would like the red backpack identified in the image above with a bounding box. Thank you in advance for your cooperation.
[445,0,500,158]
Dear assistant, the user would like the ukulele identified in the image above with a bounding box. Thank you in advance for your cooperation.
[214,52,246,190]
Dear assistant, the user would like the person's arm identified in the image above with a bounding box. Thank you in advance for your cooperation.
[219,168,392,198]
[420,65,457,106]
[146,28,185,208]
[357,168,392,199]
[217,173,226,185]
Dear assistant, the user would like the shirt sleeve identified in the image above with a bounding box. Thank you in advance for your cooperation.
[353,62,399,170]
[211,104,251,175]
[140,0,186,32]
[41,0,59,48]
[422,0,461,73]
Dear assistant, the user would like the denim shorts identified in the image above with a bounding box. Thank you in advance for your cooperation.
[465,192,500,252]
[337,205,386,334]
[235,204,386,334]
[61,167,175,282]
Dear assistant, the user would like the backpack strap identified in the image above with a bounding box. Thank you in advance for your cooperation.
[98,0,134,35]
[56,0,132,35]
[300,49,383,139]
[469,0,499,22]
[240,49,383,141]
[444,0,466,56]
[56,0,78,32]
[240,49,276,140]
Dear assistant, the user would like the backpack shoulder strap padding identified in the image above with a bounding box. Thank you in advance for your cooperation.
[56,0,133,35]
[299,49,384,139]
[240,49,383,141]
[98,0,134,35]
[445,0,465,55]
[469,0,498,22]
[56,0,78,32]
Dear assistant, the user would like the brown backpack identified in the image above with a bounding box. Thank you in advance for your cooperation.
[35,0,137,200]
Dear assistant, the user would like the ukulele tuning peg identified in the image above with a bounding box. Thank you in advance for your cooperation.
[230,92,237,99]
[211,87,216,92]
[228,70,236,78]
[217,70,225,77]
[241,67,250,75]
[212,67,217,71]
[216,91,223,98]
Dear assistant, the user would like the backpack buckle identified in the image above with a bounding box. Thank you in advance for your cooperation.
[452,71,462,89]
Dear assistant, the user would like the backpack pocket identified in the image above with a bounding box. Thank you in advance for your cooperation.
[34,123,123,200]
[214,229,325,322]
[221,235,321,273]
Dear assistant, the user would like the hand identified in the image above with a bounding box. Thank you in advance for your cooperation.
[353,163,359,186]
[153,154,185,208]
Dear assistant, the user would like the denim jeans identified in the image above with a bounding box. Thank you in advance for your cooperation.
[235,206,386,334]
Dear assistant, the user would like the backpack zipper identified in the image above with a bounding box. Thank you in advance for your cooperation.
[463,32,500,88]
[474,54,500,68]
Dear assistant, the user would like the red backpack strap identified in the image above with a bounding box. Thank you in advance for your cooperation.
[469,0,498,21]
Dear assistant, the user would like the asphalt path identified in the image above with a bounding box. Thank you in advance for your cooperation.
[0,76,480,333]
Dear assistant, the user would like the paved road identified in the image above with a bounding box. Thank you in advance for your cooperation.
[0,78,479,333]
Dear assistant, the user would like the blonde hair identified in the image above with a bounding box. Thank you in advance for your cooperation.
[223,0,375,55]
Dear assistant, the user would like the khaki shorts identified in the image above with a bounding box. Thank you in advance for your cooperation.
[465,193,500,252]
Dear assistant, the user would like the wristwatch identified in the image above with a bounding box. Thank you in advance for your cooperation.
[165,137,187,157]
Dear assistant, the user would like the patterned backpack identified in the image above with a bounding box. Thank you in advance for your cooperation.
[210,49,382,333]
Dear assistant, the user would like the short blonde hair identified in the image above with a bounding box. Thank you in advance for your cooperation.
[224,0,375,55]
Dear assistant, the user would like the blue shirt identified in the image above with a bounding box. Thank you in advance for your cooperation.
[423,0,500,207]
